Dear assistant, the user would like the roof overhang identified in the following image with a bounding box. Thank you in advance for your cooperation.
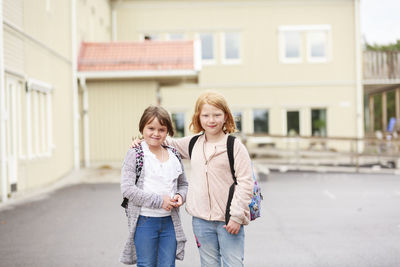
[77,69,199,80]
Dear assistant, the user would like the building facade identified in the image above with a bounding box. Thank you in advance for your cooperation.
[113,0,363,147]
[1,0,364,201]
[0,0,111,202]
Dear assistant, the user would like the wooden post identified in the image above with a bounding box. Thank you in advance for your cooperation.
[396,88,400,120]
[382,92,387,131]
[369,95,374,132]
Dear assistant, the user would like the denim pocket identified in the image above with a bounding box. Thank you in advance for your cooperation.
[136,216,149,227]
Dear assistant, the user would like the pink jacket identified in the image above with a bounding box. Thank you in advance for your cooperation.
[168,134,254,225]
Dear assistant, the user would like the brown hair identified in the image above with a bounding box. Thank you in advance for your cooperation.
[139,105,175,136]
[189,91,236,133]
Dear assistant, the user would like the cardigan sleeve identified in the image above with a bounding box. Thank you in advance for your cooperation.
[120,149,163,209]
[175,160,188,202]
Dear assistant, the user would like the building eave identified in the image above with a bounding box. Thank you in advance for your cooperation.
[77,69,199,80]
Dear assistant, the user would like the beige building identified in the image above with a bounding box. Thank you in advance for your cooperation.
[112,0,363,145]
[0,0,111,202]
[1,0,364,202]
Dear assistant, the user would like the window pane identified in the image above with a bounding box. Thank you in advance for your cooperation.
[373,94,382,131]
[309,31,327,58]
[225,32,240,59]
[287,111,299,136]
[172,113,185,138]
[200,33,214,60]
[311,109,327,137]
[253,109,269,133]
[233,112,242,132]
[284,31,301,58]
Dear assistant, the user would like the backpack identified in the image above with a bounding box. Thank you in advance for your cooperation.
[120,144,182,209]
[189,134,263,224]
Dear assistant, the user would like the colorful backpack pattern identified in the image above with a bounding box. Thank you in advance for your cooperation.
[249,163,262,220]
[189,134,263,223]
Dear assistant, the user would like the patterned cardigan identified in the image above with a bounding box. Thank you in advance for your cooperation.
[119,147,188,265]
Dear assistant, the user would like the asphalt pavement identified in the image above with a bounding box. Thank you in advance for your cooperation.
[1,165,400,267]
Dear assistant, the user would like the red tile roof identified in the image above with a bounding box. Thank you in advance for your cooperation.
[78,41,196,72]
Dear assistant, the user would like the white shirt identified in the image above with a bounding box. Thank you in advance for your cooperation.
[140,141,183,217]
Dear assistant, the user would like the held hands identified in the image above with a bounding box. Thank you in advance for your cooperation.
[223,219,241,235]
[131,137,142,148]
[173,194,183,207]
[162,194,183,211]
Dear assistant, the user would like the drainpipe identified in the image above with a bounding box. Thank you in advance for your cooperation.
[111,0,121,42]
[111,7,117,41]
[71,0,80,169]
[0,1,8,202]
[79,77,90,167]
[354,0,364,151]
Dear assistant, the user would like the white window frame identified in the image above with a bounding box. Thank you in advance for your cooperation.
[221,32,242,65]
[253,109,269,134]
[196,32,216,65]
[279,30,302,64]
[26,78,54,159]
[306,29,331,63]
[171,112,186,137]
[285,109,301,136]
[279,25,331,64]
[16,81,26,159]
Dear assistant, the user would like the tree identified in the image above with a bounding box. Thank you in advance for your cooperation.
[366,40,400,51]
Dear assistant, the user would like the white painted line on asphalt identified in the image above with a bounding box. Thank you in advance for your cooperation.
[324,190,337,200]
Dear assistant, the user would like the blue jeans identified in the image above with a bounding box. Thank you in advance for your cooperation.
[134,216,177,267]
[192,217,244,267]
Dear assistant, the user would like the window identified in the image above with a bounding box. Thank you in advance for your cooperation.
[311,109,327,137]
[26,79,54,158]
[287,111,299,136]
[222,32,241,64]
[279,25,331,63]
[171,113,185,138]
[233,112,242,132]
[281,31,301,63]
[168,33,184,40]
[199,33,215,63]
[253,109,269,134]
[307,31,328,62]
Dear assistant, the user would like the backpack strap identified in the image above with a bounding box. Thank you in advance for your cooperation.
[134,145,144,184]
[167,146,182,162]
[121,145,144,208]
[225,135,236,224]
[227,135,236,183]
[188,134,202,159]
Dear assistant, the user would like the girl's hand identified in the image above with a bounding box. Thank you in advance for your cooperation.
[223,219,241,235]
[161,195,175,211]
[130,137,142,148]
[172,194,183,207]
